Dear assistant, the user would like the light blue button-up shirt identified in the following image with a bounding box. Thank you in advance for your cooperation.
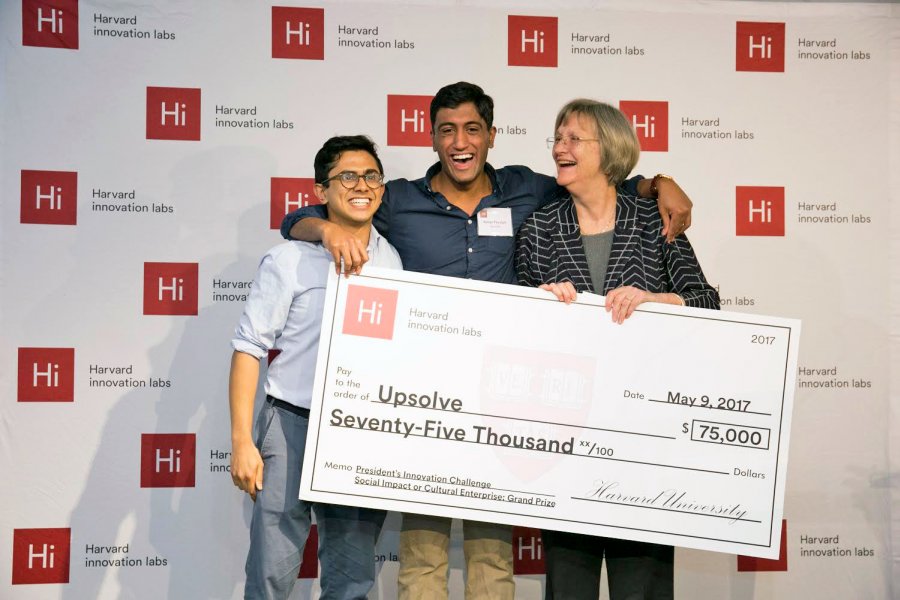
[232,228,402,409]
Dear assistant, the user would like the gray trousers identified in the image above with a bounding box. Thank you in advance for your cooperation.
[244,399,386,599]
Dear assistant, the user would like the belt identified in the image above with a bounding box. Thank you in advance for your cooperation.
[266,395,310,418]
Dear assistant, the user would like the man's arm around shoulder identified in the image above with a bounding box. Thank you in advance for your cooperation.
[281,203,369,276]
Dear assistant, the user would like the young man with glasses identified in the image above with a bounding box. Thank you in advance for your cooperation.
[230,135,401,599]
[280,83,693,599]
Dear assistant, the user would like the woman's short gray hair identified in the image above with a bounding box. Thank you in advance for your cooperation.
[555,99,640,187]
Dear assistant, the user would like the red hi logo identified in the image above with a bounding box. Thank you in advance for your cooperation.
[738,519,788,571]
[342,285,398,340]
[18,347,75,402]
[20,170,77,225]
[507,15,557,67]
[736,22,785,72]
[270,177,319,229]
[146,87,201,141]
[512,526,545,575]
[736,186,785,236]
[272,6,324,60]
[619,101,668,152]
[22,0,79,49]
[143,262,199,315]
[140,433,196,487]
[387,95,433,147]
[298,525,319,578]
[12,528,71,585]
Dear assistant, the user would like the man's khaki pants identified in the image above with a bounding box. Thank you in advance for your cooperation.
[398,514,514,600]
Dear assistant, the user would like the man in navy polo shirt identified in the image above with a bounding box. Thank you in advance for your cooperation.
[280,82,694,600]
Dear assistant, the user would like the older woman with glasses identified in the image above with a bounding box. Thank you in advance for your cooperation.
[515,99,719,599]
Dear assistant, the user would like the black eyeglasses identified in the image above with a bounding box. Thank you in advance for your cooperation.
[320,171,385,189]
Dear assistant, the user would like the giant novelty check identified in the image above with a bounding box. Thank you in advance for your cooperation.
[299,268,800,559]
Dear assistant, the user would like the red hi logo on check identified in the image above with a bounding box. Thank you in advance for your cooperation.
[342,285,398,340]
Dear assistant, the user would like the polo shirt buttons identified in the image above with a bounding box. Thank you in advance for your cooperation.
[445,205,451,210]
[468,248,473,253]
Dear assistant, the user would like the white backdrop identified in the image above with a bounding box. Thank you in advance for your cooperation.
[2,0,898,598]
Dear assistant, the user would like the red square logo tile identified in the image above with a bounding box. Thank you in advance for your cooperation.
[140,433,196,487]
[387,95,432,147]
[342,285,398,340]
[736,22,785,72]
[12,528,71,584]
[508,15,557,67]
[143,262,199,315]
[22,0,78,49]
[18,347,75,402]
[738,519,788,571]
[146,87,201,141]
[270,177,319,229]
[272,6,324,60]
[736,186,785,236]
[619,101,668,152]
[20,170,77,225]
[297,525,319,578]
[512,526,545,575]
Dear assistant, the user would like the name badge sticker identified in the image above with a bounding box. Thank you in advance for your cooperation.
[477,207,513,237]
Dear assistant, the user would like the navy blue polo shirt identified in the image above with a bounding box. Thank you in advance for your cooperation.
[281,162,641,285]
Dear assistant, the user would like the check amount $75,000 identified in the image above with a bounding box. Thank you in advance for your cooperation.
[300,268,799,559]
